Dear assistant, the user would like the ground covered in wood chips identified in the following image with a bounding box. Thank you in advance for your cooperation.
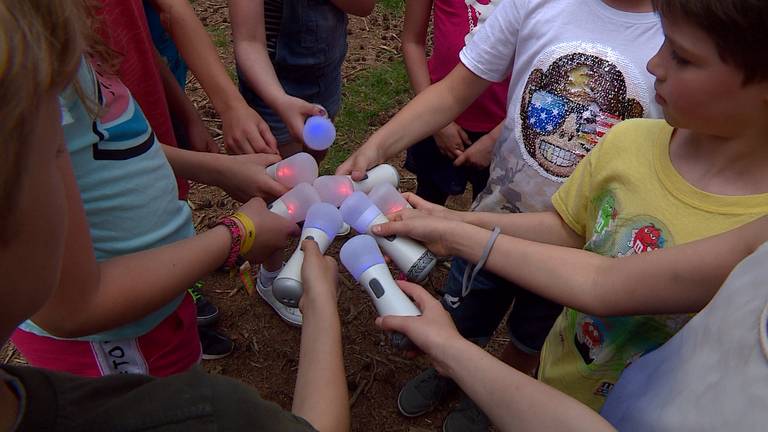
[2,2,506,431]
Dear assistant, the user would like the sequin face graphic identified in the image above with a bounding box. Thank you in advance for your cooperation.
[518,45,647,182]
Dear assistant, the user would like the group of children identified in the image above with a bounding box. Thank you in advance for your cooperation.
[1,0,767,431]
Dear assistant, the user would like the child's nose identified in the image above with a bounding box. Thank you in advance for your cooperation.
[647,47,665,80]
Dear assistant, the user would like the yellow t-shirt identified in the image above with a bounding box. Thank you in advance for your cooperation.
[540,118,768,412]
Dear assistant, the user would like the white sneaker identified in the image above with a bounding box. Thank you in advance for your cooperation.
[256,275,303,327]
[339,222,351,236]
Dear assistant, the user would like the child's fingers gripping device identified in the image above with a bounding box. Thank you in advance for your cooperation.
[340,235,421,350]
[273,203,344,307]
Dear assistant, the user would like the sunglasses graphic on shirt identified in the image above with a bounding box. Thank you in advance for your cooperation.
[526,90,620,150]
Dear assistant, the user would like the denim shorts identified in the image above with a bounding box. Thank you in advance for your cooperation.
[440,257,563,353]
[238,0,347,146]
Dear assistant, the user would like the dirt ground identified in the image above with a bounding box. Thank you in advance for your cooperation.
[188,4,503,431]
[1,2,506,431]
[188,3,508,431]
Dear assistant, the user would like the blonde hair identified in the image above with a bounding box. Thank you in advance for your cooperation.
[0,0,86,226]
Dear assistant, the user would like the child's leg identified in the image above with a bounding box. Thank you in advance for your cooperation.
[415,175,451,206]
[397,257,516,419]
[405,136,468,206]
[501,290,564,377]
[439,257,517,346]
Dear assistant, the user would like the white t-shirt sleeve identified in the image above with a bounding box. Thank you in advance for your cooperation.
[459,0,527,82]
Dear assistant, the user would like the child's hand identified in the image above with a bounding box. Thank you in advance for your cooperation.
[238,198,300,263]
[375,281,464,375]
[371,214,458,256]
[215,153,288,202]
[275,95,327,145]
[221,104,279,155]
[299,239,339,313]
[434,122,470,160]
[453,131,494,169]
[182,111,219,153]
[401,192,465,222]
[335,143,384,181]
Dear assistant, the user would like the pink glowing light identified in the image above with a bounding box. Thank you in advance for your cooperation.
[368,183,409,216]
[276,166,293,180]
[270,153,318,188]
[313,175,355,207]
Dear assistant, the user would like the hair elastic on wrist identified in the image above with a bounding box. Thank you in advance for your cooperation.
[461,226,502,299]
[218,216,243,269]
[231,211,256,255]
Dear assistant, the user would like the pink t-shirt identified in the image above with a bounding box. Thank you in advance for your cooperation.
[428,0,509,132]
[99,0,189,198]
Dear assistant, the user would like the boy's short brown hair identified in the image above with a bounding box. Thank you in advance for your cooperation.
[653,0,768,84]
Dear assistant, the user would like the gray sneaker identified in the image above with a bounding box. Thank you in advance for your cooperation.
[256,274,303,327]
[397,367,456,417]
[443,396,490,432]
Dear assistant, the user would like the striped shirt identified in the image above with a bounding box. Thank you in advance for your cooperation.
[264,0,283,58]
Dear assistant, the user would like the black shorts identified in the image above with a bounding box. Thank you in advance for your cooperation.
[404,130,490,205]
[440,257,563,353]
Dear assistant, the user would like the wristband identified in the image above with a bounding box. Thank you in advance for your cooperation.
[460,226,502,299]
[231,211,256,255]
[218,217,243,269]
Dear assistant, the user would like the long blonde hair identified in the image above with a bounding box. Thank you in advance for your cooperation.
[0,0,86,226]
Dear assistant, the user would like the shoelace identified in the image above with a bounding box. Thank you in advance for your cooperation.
[188,281,204,302]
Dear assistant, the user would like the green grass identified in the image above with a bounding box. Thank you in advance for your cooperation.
[320,61,411,174]
[208,26,229,50]
[206,26,237,81]
[378,0,405,14]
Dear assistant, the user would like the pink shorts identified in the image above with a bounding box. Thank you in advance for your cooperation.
[11,294,201,377]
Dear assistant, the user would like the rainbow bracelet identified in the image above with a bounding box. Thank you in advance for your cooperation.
[218,216,243,269]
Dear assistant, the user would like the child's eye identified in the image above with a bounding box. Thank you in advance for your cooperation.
[670,49,690,66]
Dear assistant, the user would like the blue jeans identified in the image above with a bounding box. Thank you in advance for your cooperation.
[238,0,347,145]
[440,257,563,353]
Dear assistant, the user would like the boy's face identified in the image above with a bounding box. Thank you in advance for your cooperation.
[647,17,768,136]
[0,92,69,341]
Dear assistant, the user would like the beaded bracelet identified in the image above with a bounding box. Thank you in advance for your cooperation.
[218,216,243,269]
[231,211,256,255]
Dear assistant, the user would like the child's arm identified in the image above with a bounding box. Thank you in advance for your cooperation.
[156,50,218,153]
[336,63,492,180]
[373,214,767,316]
[402,0,470,160]
[149,0,279,154]
[161,144,288,202]
[30,153,297,338]
[396,192,584,246]
[329,0,375,17]
[402,0,432,95]
[292,240,349,432]
[377,282,616,432]
[228,0,326,148]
